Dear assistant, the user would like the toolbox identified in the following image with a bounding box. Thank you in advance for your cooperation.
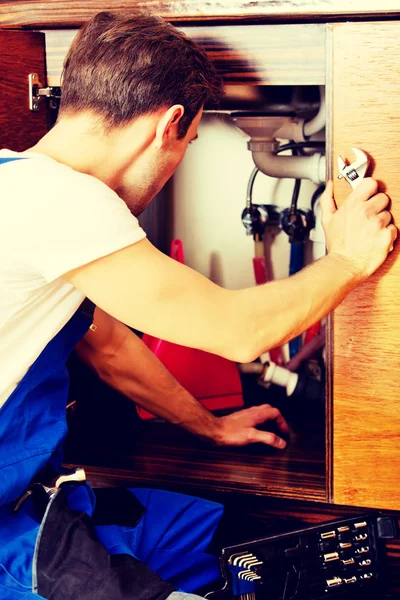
[207,513,397,600]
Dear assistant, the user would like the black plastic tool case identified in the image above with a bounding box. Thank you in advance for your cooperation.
[207,514,397,600]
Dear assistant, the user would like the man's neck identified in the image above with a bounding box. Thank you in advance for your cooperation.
[28,112,154,190]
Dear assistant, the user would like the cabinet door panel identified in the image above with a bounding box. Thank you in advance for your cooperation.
[329,22,400,509]
[0,30,48,151]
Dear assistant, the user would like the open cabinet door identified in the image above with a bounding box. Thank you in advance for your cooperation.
[329,21,400,510]
[0,30,48,151]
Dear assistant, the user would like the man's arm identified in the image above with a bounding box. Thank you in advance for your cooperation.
[65,179,397,363]
[75,307,289,448]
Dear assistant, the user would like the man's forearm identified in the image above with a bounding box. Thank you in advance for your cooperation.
[231,252,361,362]
[76,310,290,450]
[76,316,221,442]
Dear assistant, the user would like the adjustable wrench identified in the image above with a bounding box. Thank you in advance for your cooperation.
[337,147,369,189]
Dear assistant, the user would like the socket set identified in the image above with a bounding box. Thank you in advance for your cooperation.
[207,514,397,600]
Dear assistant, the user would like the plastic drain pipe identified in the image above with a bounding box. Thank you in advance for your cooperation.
[251,148,325,184]
[304,85,326,139]
[232,86,326,183]
[239,361,299,397]
[252,85,326,183]
[275,86,326,143]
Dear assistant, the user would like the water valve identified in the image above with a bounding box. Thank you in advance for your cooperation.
[281,208,315,244]
[241,205,269,239]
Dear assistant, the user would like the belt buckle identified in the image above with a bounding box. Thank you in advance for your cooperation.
[13,467,86,513]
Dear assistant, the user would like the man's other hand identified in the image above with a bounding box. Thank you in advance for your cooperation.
[212,405,289,449]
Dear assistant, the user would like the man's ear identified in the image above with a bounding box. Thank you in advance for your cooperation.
[155,105,184,149]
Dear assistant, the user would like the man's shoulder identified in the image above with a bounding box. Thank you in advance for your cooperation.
[0,150,116,199]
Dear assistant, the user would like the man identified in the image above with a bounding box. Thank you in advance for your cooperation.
[0,10,396,600]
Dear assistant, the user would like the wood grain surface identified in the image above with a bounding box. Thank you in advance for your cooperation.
[44,24,325,87]
[66,414,327,502]
[329,22,400,510]
[0,0,399,28]
[0,30,48,151]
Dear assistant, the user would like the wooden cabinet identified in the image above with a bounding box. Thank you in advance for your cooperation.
[2,16,400,592]
[3,18,400,512]
[327,21,400,510]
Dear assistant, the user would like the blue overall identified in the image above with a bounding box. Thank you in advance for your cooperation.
[0,157,223,599]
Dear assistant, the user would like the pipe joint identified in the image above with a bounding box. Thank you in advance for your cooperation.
[275,118,306,144]
[261,362,299,397]
[248,140,279,153]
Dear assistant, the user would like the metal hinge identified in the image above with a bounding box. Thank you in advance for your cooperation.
[29,73,61,112]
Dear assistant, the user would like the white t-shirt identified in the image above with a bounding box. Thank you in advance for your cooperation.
[0,150,146,407]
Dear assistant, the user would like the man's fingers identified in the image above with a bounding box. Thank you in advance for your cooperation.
[251,404,289,434]
[320,181,336,227]
[270,410,290,434]
[365,192,390,216]
[389,223,398,241]
[387,224,398,251]
[350,177,378,202]
[249,429,287,449]
[377,210,392,228]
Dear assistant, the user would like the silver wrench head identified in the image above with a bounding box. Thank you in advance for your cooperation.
[337,147,369,189]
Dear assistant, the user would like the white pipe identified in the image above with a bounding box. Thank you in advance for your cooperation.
[239,361,298,397]
[303,85,325,138]
[310,197,326,260]
[262,362,299,397]
[272,86,326,143]
[252,151,326,184]
[274,117,306,144]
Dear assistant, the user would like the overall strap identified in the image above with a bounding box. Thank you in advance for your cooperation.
[0,157,27,165]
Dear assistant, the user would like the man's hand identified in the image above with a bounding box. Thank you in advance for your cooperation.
[211,405,289,449]
[320,178,397,280]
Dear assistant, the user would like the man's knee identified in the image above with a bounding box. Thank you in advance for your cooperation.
[167,593,206,600]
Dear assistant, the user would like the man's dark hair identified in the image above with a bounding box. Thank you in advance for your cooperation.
[60,11,224,138]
